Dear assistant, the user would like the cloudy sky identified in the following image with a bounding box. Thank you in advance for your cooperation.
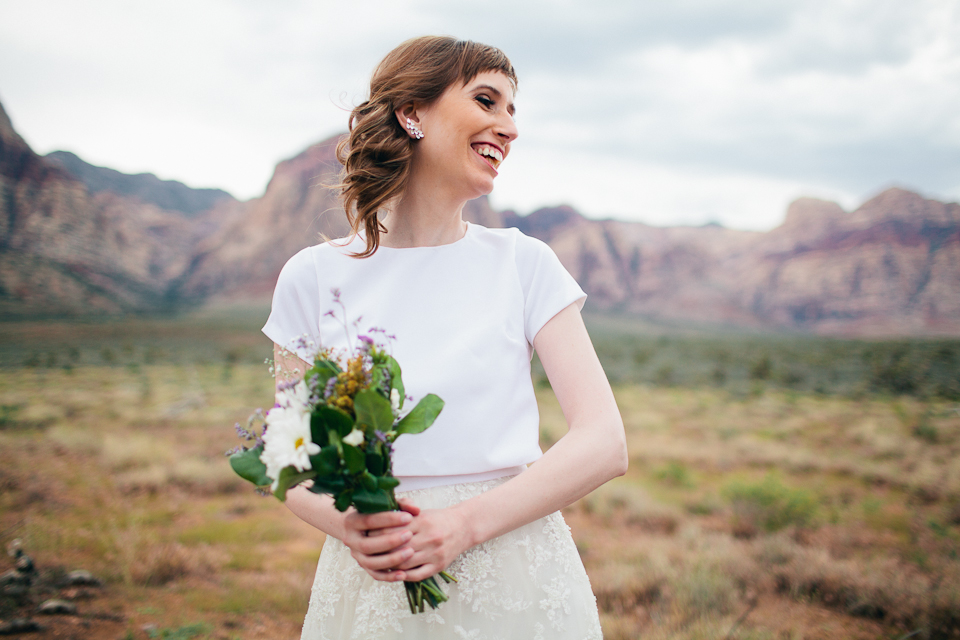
[1,0,958,230]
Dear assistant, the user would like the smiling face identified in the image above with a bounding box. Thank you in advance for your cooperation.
[403,71,519,202]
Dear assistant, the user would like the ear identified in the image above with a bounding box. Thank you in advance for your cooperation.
[395,103,422,139]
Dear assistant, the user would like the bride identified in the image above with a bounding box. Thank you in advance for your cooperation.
[262,35,627,639]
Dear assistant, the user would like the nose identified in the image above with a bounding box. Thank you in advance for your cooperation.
[495,112,518,144]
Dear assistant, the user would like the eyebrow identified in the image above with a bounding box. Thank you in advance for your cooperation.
[472,83,516,116]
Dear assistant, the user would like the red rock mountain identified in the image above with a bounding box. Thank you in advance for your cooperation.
[2,99,957,334]
[0,101,240,317]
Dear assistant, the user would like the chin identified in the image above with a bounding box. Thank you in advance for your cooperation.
[468,177,496,199]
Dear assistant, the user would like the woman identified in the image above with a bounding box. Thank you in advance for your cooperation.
[262,36,627,640]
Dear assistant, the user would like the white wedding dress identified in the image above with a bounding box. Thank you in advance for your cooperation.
[300,476,603,640]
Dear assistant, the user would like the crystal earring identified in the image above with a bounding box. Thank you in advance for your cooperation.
[406,117,424,140]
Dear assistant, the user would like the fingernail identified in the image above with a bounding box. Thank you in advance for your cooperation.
[400,513,413,523]
[402,531,413,541]
[403,547,414,556]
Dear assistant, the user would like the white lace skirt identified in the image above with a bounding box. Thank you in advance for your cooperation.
[300,476,603,640]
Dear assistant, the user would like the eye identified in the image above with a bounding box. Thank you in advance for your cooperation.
[475,95,494,108]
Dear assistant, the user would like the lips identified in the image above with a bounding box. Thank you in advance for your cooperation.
[471,143,504,171]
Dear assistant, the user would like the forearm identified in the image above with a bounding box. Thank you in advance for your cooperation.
[451,303,628,549]
[284,481,350,541]
[454,415,627,548]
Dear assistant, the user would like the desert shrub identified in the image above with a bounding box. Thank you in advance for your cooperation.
[131,543,205,586]
[586,485,681,534]
[671,563,738,617]
[723,475,818,537]
[592,561,667,615]
[47,425,102,455]
[685,495,722,516]
[654,364,675,386]
[656,461,694,488]
[774,549,960,636]
[102,434,172,472]
[0,404,23,428]
[749,355,772,381]
[911,410,939,444]
[169,457,243,495]
[146,622,210,640]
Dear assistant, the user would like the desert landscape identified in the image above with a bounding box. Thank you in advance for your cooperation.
[1,310,959,639]
[3,60,960,638]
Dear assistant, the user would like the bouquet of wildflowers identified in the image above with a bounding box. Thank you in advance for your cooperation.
[228,298,452,613]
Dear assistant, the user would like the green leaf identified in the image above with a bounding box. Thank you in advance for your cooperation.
[305,359,340,390]
[377,476,400,490]
[360,470,377,492]
[309,414,329,447]
[342,444,365,474]
[395,394,445,436]
[352,487,394,513]
[353,389,394,432]
[229,446,270,487]
[312,404,354,441]
[273,467,316,501]
[383,356,404,409]
[308,476,346,495]
[333,489,354,512]
[369,366,388,395]
[365,452,385,476]
[309,445,341,477]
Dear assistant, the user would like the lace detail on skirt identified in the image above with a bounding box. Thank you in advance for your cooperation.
[300,477,603,640]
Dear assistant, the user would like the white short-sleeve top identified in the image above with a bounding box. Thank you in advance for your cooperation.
[262,222,586,489]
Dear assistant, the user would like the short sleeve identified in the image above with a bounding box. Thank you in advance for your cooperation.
[515,232,587,345]
[261,247,321,361]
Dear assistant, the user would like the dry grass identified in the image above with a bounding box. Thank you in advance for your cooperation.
[2,326,960,638]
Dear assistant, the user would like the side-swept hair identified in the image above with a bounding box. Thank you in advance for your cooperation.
[335,36,517,257]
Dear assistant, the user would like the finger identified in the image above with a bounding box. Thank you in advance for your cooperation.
[365,568,407,582]
[396,548,437,571]
[397,499,421,516]
[365,524,410,539]
[400,563,441,582]
[353,545,415,572]
[347,510,413,532]
[353,530,413,556]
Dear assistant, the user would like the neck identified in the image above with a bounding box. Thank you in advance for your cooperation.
[379,163,471,248]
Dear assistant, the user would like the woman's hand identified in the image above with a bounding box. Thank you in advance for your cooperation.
[341,509,416,582]
[394,499,474,582]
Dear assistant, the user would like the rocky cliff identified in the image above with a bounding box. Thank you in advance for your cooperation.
[0,101,239,317]
[2,97,957,335]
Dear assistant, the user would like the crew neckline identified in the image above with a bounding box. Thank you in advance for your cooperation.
[373,221,473,251]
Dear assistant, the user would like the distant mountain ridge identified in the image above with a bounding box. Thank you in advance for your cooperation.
[45,151,233,217]
[1,97,958,335]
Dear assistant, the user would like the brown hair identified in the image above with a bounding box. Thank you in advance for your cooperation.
[335,36,517,257]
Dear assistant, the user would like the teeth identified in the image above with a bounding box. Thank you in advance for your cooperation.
[475,145,503,163]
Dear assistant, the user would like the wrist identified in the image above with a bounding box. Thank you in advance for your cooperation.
[450,500,481,551]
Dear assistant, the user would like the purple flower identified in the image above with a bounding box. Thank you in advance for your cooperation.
[235,422,249,439]
[277,379,299,392]
[323,376,337,400]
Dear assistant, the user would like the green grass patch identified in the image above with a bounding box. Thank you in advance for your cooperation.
[723,474,818,536]
[177,517,288,546]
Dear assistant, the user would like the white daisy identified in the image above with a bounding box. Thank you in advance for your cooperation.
[261,380,320,489]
